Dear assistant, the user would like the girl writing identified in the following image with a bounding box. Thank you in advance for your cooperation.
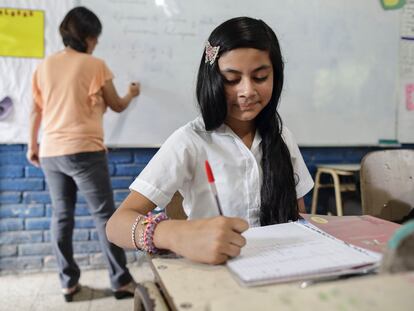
[106,16,314,264]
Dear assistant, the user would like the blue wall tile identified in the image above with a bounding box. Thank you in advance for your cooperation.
[0,204,44,218]
[115,164,145,176]
[19,243,53,256]
[0,178,44,191]
[23,192,51,204]
[0,218,24,232]
[25,218,50,230]
[0,231,43,244]
[133,148,157,164]
[25,166,44,177]
[0,256,42,271]
[0,165,24,178]
[114,190,129,202]
[75,217,95,229]
[0,145,23,151]
[111,177,135,189]
[0,152,28,165]
[0,192,21,203]
[108,151,133,164]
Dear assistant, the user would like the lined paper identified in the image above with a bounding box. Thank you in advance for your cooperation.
[227,222,381,286]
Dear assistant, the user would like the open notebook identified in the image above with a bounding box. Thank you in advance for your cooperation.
[227,220,382,286]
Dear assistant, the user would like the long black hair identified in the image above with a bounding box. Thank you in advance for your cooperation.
[59,6,102,53]
[196,17,298,225]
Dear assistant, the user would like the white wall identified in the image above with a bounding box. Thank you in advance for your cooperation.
[0,0,404,146]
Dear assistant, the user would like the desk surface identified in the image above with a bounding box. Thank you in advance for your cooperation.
[151,257,414,311]
[148,215,408,311]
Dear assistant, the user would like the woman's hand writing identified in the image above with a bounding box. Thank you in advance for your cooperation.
[102,80,140,112]
[129,82,140,98]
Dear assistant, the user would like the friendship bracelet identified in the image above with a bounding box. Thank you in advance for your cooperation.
[142,212,169,254]
[131,215,144,250]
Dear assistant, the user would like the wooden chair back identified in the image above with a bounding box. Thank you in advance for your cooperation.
[360,150,414,222]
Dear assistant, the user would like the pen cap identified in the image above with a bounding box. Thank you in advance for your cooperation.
[205,160,215,183]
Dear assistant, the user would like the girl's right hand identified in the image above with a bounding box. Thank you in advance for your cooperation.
[129,82,140,97]
[154,216,249,265]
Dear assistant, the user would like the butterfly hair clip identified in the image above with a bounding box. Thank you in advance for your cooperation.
[205,41,220,65]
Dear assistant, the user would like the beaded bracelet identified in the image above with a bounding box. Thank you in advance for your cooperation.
[142,212,169,254]
[131,215,145,250]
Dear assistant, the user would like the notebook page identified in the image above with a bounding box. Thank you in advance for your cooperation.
[227,222,380,286]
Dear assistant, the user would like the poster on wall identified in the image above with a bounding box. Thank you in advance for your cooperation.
[0,8,45,58]
[0,0,74,143]
[398,0,414,141]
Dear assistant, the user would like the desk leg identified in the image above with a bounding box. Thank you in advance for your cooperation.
[332,173,343,216]
[311,170,322,214]
[134,282,169,311]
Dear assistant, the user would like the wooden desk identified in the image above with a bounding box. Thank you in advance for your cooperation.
[134,215,409,311]
[311,164,361,216]
[148,259,413,311]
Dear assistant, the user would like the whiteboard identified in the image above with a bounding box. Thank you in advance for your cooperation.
[81,0,401,146]
[0,0,404,146]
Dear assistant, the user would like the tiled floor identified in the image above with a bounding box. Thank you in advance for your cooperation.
[0,260,155,311]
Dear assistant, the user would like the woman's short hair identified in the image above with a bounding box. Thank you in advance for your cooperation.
[59,6,102,53]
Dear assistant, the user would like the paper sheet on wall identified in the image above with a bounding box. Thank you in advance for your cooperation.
[405,83,414,110]
[398,0,414,141]
[0,0,72,143]
[0,8,44,58]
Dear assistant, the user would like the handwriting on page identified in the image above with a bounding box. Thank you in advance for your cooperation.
[227,222,380,285]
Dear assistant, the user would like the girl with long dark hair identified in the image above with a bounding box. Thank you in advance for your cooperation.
[107,17,313,264]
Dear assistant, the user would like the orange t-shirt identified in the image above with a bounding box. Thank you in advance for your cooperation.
[32,48,113,157]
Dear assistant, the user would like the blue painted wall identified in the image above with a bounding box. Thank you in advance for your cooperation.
[0,144,412,272]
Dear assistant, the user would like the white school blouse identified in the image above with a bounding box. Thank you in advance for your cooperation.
[130,117,314,227]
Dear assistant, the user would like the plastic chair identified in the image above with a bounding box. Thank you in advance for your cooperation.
[360,150,414,222]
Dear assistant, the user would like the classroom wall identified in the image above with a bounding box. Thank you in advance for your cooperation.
[1,144,413,272]
[3,1,412,146]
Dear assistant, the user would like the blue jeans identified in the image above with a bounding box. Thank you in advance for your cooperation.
[40,151,133,290]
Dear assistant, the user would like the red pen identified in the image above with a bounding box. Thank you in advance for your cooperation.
[205,160,224,216]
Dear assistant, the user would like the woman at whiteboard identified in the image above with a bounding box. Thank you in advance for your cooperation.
[27,7,139,301]
[106,17,314,264]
